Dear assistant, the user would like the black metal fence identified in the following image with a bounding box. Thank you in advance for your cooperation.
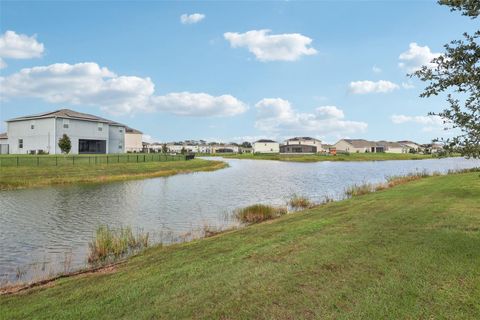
[0,153,190,167]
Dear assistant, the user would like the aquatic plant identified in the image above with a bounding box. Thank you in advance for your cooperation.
[288,195,314,209]
[235,204,287,224]
[88,226,149,265]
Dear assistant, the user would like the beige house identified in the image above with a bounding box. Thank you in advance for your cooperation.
[284,137,323,153]
[334,139,383,153]
[125,127,143,152]
[253,139,279,153]
[398,140,422,153]
[377,141,408,154]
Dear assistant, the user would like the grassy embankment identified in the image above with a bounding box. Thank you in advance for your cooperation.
[219,152,437,162]
[0,158,226,190]
[1,171,479,319]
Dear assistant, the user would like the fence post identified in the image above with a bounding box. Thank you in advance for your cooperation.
[118,155,120,163]
[37,156,39,166]
[17,156,19,166]
[73,156,75,165]
[107,156,109,164]
[56,156,58,166]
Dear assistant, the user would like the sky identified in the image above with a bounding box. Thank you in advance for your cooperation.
[0,0,477,144]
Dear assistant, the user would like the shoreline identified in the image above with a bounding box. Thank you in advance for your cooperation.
[0,159,228,191]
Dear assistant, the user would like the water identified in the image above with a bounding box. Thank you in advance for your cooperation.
[1,157,479,283]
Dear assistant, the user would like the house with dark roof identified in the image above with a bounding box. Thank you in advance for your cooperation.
[4,109,127,154]
[253,139,279,153]
[282,137,324,153]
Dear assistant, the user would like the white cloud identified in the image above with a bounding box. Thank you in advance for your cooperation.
[180,13,205,24]
[398,42,441,73]
[391,114,444,126]
[372,66,382,73]
[255,98,367,137]
[152,92,247,117]
[0,62,247,117]
[348,80,399,94]
[224,29,317,62]
[0,30,44,68]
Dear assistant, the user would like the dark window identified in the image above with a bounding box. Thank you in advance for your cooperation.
[30,125,34,129]
[18,139,23,148]
[79,139,106,154]
[63,124,69,129]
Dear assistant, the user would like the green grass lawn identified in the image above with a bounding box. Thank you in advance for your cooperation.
[219,152,437,162]
[0,159,226,190]
[1,172,479,319]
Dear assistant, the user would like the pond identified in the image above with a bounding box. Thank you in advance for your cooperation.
[1,157,479,284]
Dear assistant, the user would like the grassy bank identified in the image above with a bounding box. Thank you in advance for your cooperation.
[0,159,227,190]
[1,171,479,319]
[219,152,437,162]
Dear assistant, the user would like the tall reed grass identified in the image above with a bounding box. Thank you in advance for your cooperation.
[88,226,149,265]
[288,195,314,209]
[235,204,287,224]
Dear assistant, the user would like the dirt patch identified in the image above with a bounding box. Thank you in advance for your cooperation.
[0,263,120,296]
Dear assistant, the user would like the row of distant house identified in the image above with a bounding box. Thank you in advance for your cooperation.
[0,108,442,155]
[250,137,443,154]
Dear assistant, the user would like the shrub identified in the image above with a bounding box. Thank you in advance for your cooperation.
[235,204,287,224]
[345,183,375,197]
[88,226,149,265]
[289,195,313,209]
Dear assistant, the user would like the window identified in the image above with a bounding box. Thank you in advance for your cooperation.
[98,123,103,131]
[30,121,35,130]
[18,139,23,149]
[119,128,123,133]
[118,145,123,149]
[63,119,70,129]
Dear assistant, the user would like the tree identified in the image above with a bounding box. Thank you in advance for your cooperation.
[241,141,252,148]
[438,0,480,18]
[180,146,187,155]
[58,134,72,154]
[162,143,168,154]
[412,1,479,157]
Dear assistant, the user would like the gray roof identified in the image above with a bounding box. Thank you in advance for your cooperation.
[286,136,321,142]
[7,108,125,127]
[0,132,7,139]
[343,139,377,148]
[255,139,277,143]
[125,126,143,134]
[377,141,405,148]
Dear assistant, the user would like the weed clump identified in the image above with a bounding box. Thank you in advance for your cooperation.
[289,195,314,209]
[235,204,287,224]
[88,226,149,265]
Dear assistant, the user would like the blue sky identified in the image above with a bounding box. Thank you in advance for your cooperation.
[0,1,477,143]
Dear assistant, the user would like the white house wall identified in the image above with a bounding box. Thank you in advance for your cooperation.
[253,142,279,153]
[7,118,56,154]
[108,125,125,154]
[56,118,110,154]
